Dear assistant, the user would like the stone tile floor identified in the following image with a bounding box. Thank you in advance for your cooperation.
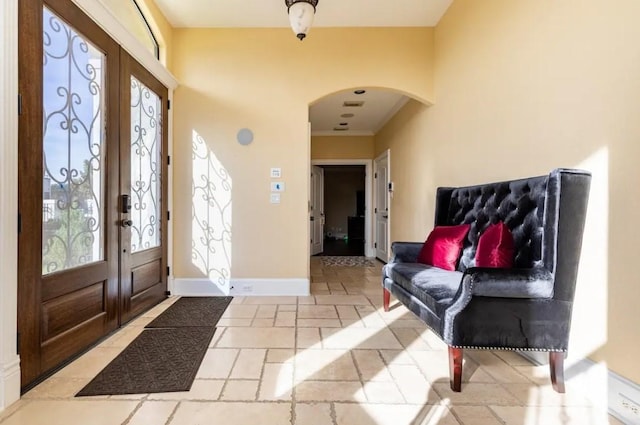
[0,257,623,424]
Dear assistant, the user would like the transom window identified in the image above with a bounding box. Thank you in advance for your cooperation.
[102,0,159,60]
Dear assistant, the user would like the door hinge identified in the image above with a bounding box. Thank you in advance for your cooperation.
[17,213,21,234]
[374,208,377,213]
[374,173,377,178]
[167,155,171,166]
[374,242,377,248]
[166,266,170,276]
[167,99,171,110]
[16,332,20,355]
[167,211,170,221]
[18,94,23,115]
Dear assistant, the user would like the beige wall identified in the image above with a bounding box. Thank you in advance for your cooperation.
[376,0,640,383]
[375,100,433,242]
[172,27,434,280]
[311,136,375,160]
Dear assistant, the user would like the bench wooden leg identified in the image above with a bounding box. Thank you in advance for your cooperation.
[383,288,390,312]
[449,346,463,392]
[549,352,566,393]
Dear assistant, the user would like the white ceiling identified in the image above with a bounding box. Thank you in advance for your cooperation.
[310,89,409,136]
[154,0,453,29]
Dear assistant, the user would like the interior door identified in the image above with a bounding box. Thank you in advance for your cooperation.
[18,0,121,387]
[374,152,390,261]
[310,166,324,255]
[119,52,169,324]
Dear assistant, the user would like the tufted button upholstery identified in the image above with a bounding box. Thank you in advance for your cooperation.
[442,177,547,272]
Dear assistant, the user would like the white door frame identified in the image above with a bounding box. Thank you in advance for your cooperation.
[374,150,391,261]
[310,159,375,258]
[0,0,21,410]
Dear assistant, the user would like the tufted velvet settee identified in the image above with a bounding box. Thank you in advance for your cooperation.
[382,169,591,393]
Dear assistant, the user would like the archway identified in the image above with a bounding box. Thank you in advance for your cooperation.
[307,87,431,268]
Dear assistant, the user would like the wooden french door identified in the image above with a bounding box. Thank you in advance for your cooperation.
[18,0,168,389]
[119,52,169,324]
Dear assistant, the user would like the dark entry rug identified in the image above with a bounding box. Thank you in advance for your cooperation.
[146,296,233,329]
[76,327,216,396]
[321,256,376,267]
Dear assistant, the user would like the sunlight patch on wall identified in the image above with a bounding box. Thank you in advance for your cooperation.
[568,146,609,364]
[191,130,232,293]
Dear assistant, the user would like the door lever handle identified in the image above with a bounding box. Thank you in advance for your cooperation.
[121,219,133,228]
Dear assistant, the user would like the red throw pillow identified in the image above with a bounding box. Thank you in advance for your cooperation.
[475,222,514,268]
[417,224,471,271]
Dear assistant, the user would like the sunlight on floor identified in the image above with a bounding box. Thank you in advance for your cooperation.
[2,258,622,425]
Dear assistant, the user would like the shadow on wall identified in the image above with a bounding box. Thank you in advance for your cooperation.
[191,130,232,292]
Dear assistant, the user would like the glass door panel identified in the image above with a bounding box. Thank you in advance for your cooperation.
[130,76,162,253]
[42,6,105,274]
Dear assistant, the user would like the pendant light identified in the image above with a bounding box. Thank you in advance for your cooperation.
[285,0,319,41]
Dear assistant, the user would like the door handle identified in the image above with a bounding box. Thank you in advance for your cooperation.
[121,219,133,228]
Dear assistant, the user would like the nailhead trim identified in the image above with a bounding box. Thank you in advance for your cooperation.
[450,345,566,352]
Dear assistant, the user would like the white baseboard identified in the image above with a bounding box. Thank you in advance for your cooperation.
[172,278,310,297]
[520,352,640,424]
[1,357,20,410]
[609,369,640,424]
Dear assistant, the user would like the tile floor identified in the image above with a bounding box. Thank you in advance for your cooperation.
[0,258,623,425]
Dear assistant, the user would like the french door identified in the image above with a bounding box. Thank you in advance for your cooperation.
[18,0,168,388]
[119,54,169,324]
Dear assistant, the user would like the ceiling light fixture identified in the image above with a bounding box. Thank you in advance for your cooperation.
[285,0,319,41]
[354,89,366,95]
[341,113,355,118]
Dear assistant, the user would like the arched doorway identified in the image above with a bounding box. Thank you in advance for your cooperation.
[308,87,430,265]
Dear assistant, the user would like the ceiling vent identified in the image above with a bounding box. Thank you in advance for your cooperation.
[342,101,364,108]
[333,127,349,131]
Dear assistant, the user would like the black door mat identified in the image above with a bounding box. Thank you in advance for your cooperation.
[145,296,233,329]
[76,327,216,396]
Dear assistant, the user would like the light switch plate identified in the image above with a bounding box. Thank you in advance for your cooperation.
[270,168,282,178]
[271,182,285,192]
[270,193,281,204]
